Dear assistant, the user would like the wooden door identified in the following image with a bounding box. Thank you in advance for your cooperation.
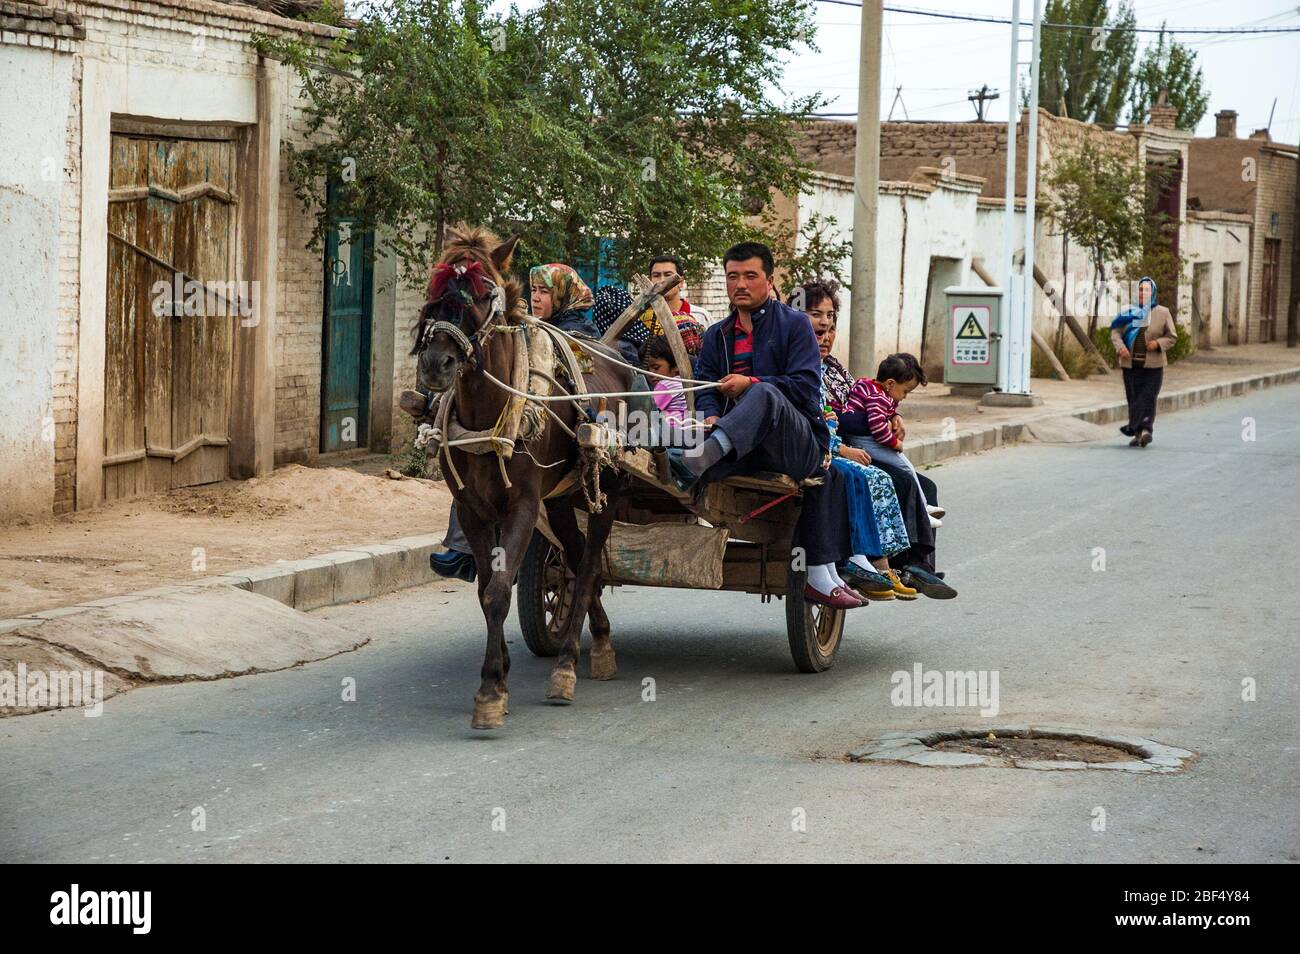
[320,181,373,453]
[1224,263,1242,346]
[103,134,237,500]
[1192,262,1212,349]
[1261,239,1281,343]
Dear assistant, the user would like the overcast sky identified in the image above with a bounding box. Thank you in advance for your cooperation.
[786,1,1300,143]
[360,1,1300,145]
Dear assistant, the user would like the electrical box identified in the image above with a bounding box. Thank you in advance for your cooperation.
[943,286,1001,387]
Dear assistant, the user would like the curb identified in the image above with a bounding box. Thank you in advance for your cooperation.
[4,365,1297,635]
[0,533,446,635]
[906,366,1300,468]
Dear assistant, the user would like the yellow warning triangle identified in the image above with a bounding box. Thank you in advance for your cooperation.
[956,312,986,339]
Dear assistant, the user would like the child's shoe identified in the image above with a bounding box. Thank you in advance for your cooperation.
[884,568,919,600]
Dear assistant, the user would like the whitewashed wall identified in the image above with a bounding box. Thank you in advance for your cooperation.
[0,44,73,518]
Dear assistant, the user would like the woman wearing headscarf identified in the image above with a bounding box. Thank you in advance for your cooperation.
[592,284,644,366]
[1110,276,1176,448]
[530,263,599,334]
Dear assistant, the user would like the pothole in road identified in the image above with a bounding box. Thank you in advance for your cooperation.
[849,726,1195,773]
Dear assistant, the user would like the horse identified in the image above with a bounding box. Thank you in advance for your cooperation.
[412,224,634,730]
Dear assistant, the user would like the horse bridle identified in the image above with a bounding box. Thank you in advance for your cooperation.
[418,273,509,373]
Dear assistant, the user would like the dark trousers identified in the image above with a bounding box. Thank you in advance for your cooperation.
[708,383,851,566]
[1123,366,1163,433]
[870,458,938,572]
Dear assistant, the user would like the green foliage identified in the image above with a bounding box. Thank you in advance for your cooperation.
[1032,336,1098,379]
[394,436,440,479]
[1128,28,1208,131]
[1165,321,1194,363]
[762,209,854,293]
[261,0,824,289]
[1042,140,1146,317]
[1122,159,1188,317]
[1038,0,1138,125]
[1091,325,1118,367]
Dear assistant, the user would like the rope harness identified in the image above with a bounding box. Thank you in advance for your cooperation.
[417,267,724,511]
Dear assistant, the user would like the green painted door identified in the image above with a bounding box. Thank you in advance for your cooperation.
[321,183,373,452]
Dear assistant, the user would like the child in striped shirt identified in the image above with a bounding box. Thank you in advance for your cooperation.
[838,353,945,529]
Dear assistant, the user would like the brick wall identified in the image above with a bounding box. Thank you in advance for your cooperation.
[274,69,326,465]
[53,53,82,512]
[1251,146,1296,342]
[795,112,1136,202]
[35,1,350,502]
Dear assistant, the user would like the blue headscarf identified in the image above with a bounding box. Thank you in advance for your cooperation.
[1110,277,1157,351]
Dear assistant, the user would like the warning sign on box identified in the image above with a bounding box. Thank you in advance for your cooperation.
[952,305,990,365]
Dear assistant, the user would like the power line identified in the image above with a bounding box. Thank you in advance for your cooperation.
[814,0,1300,34]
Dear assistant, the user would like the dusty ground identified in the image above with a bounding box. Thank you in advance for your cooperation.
[0,463,454,618]
[2,343,1295,620]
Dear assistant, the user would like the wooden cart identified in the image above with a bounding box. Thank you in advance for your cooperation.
[514,276,847,673]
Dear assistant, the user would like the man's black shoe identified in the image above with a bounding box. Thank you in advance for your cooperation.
[431,549,476,583]
[902,565,958,599]
[1119,424,1135,437]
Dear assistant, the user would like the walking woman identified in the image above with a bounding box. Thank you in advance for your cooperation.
[1111,276,1176,448]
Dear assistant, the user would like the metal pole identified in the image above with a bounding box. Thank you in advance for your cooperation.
[998,0,1020,394]
[1013,0,1043,394]
[849,0,883,377]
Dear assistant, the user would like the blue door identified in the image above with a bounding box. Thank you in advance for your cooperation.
[320,182,373,452]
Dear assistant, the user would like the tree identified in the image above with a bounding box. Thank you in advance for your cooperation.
[260,0,824,289]
[1042,140,1147,333]
[517,0,824,281]
[761,209,854,294]
[1038,0,1137,126]
[1128,28,1208,131]
[258,0,569,289]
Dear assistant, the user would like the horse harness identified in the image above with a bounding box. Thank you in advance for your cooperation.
[419,308,595,501]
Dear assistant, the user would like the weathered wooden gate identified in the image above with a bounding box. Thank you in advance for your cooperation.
[103,133,237,501]
[320,181,373,453]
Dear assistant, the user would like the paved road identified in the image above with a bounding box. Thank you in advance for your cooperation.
[3,386,1298,863]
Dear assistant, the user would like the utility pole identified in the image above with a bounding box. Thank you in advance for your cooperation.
[968,84,999,122]
[1013,0,1043,396]
[1288,140,1299,348]
[849,0,883,378]
[985,0,1043,407]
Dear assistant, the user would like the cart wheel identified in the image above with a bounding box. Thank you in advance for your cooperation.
[785,565,846,673]
[517,531,573,658]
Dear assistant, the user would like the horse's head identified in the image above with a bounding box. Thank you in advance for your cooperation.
[412,225,522,393]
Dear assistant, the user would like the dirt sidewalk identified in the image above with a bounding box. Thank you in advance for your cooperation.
[0,464,454,618]
[2,343,1296,619]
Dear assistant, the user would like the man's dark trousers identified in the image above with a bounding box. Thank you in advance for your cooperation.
[703,382,851,566]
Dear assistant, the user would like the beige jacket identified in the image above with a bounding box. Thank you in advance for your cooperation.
[1111,305,1176,369]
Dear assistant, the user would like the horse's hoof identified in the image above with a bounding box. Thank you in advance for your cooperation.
[589,644,618,681]
[546,668,577,703]
[471,697,507,730]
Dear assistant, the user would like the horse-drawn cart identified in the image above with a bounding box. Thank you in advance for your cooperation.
[515,274,847,673]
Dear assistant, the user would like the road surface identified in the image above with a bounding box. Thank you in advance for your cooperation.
[2,385,1297,862]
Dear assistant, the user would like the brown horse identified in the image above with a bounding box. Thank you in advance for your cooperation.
[413,225,632,729]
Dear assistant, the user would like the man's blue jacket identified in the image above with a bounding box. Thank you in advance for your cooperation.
[694,298,829,451]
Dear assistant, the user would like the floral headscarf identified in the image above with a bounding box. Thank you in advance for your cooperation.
[529,263,594,316]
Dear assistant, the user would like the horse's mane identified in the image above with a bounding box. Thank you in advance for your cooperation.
[412,224,526,353]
